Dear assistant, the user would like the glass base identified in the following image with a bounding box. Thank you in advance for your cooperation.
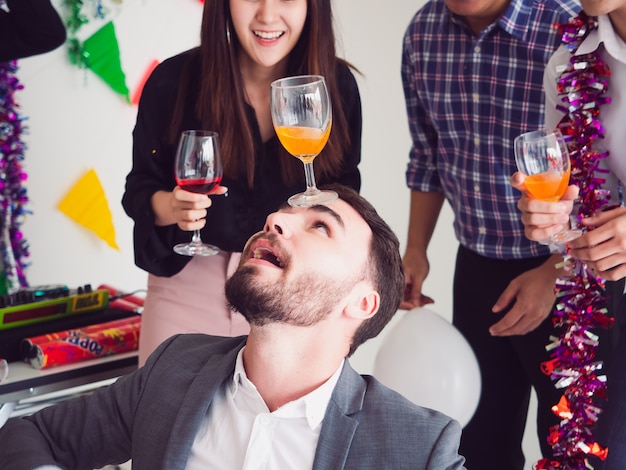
[551,229,583,245]
[539,229,583,245]
[173,242,220,257]
[539,229,583,253]
[288,189,338,207]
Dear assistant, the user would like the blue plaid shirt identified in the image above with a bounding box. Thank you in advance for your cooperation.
[402,0,580,259]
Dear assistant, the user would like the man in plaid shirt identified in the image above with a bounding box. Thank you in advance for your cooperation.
[397,1,613,468]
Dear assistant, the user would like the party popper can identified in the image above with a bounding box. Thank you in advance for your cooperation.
[20,316,141,360]
[24,316,141,369]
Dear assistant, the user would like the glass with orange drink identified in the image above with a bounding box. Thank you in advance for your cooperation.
[514,129,582,247]
[271,75,335,207]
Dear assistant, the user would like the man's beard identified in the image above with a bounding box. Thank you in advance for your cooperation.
[225,265,357,327]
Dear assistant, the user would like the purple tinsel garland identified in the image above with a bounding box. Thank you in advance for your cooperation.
[536,12,612,470]
[0,61,30,290]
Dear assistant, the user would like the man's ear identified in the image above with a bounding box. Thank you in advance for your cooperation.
[345,283,379,320]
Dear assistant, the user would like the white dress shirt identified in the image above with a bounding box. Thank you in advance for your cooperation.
[186,348,344,470]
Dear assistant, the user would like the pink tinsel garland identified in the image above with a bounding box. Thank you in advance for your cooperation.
[536,12,613,470]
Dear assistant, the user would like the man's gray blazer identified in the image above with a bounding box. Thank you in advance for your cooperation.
[0,334,467,469]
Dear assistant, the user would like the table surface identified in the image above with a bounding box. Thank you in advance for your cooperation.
[0,352,138,405]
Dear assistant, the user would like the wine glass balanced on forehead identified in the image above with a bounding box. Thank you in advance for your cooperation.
[514,128,581,250]
[270,75,336,207]
[173,130,223,257]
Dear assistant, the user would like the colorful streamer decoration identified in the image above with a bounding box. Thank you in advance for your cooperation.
[65,0,104,67]
[63,0,130,101]
[535,12,613,470]
[0,61,31,294]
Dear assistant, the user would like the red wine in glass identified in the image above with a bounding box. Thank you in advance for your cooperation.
[176,177,223,195]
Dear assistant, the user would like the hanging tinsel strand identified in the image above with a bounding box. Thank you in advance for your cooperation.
[0,61,31,291]
[62,0,108,68]
[535,12,613,470]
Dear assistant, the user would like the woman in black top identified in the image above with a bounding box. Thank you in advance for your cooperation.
[122,0,362,364]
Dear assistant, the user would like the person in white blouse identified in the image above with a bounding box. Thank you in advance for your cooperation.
[0,184,466,470]
[511,2,626,468]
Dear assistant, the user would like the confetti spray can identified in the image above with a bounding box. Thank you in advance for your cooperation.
[20,316,142,362]
[22,316,141,369]
[21,316,141,350]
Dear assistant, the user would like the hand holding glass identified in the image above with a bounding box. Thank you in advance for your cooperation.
[514,129,581,248]
[271,75,336,207]
[173,130,222,256]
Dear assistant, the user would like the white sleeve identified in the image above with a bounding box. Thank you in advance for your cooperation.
[543,45,570,130]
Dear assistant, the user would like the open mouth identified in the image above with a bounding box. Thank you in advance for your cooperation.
[252,246,284,268]
[253,31,285,40]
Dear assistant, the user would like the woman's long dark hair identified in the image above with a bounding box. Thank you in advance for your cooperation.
[169,0,355,188]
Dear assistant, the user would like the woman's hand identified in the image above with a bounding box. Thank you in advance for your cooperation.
[568,207,626,281]
[151,185,228,230]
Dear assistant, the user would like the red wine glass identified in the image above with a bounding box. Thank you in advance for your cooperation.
[173,130,223,256]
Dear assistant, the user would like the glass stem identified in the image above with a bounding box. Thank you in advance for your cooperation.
[190,229,203,246]
[303,161,320,196]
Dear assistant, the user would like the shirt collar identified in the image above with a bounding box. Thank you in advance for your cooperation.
[229,347,345,430]
[497,0,533,41]
[577,14,626,65]
[442,0,532,41]
[230,346,247,397]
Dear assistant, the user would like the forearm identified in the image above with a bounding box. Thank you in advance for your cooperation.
[151,190,177,227]
[0,372,137,470]
[542,253,569,280]
[405,189,445,254]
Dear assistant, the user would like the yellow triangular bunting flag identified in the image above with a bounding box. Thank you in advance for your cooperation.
[58,169,119,250]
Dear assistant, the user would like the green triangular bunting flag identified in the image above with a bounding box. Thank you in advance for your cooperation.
[83,21,130,102]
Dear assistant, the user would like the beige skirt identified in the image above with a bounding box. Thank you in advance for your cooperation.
[138,251,249,366]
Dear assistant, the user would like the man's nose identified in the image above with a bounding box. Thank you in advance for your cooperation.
[264,211,293,238]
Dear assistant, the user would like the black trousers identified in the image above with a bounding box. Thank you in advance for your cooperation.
[454,245,622,470]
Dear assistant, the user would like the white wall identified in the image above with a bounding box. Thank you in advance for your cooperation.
[15,0,204,293]
[13,0,539,466]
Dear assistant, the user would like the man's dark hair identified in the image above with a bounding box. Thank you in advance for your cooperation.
[321,184,405,355]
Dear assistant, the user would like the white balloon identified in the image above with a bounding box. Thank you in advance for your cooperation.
[373,307,481,427]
